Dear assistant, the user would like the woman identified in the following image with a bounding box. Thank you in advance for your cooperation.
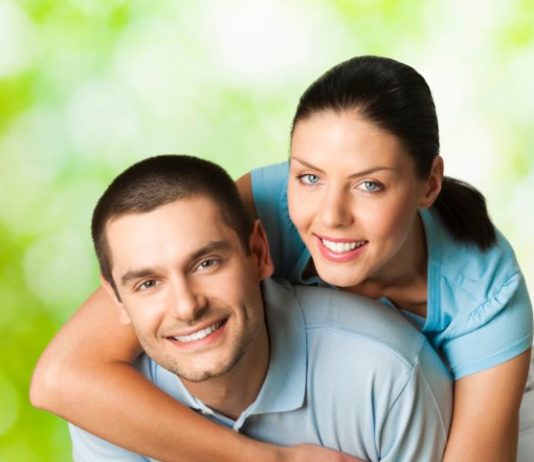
[31,56,532,461]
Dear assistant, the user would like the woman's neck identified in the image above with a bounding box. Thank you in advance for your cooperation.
[348,213,429,315]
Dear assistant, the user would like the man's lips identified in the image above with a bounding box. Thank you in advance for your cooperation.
[167,319,227,344]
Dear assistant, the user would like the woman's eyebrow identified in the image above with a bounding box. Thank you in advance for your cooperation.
[291,156,395,177]
[346,166,396,178]
[290,156,325,173]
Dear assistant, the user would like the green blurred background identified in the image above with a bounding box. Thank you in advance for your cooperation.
[1,0,533,460]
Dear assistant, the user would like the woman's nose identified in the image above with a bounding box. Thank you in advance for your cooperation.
[319,188,353,228]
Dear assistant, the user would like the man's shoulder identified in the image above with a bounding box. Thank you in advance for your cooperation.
[290,283,429,367]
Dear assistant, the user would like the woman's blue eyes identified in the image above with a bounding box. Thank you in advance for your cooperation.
[298,174,382,193]
[298,174,320,185]
[359,181,381,192]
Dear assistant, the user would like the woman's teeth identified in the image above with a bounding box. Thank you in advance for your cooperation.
[321,238,365,254]
[173,321,224,343]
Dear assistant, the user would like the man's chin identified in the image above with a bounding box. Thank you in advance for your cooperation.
[173,363,232,383]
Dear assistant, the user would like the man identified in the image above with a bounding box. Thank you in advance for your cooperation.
[70,154,451,461]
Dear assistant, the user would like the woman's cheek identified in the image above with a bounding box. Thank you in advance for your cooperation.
[287,188,306,229]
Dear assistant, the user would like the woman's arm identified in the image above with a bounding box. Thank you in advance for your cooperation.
[236,172,257,218]
[30,287,256,461]
[31,286,367,462]
[443,348,531,462]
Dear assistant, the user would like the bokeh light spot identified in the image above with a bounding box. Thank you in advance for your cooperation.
[0,373,19,435]
[0,1,37,77]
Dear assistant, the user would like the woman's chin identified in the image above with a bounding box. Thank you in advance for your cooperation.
[314,263,366,289]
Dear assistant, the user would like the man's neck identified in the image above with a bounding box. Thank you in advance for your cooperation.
[180,325,270,420]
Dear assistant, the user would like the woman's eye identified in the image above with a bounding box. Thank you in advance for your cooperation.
[298,174,320,185]
[358,180,382,192]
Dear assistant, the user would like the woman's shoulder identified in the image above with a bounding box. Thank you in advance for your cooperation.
[422,207,521,295]
[422,208,532,378]
[250,162,290,225]
[250,161,309,281]
[423,206,530,331]
[251,161,289,190]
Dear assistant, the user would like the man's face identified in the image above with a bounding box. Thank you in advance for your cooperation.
[103,196,273,383]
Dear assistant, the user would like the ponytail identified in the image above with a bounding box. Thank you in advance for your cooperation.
[433,177,496,251]
[291,56,498,252]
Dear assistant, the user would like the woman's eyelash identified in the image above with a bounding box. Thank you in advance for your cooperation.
[357,180,383,192]
[297,173,320,185]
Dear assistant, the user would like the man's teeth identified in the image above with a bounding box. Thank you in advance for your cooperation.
[321,238,365,253]
[173,321,223,343]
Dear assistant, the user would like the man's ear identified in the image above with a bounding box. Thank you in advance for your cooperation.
[248,220,274,281]
[419,155,444,209]
[100,275,132,325]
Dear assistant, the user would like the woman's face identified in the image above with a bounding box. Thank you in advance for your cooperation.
[288,109,437,288]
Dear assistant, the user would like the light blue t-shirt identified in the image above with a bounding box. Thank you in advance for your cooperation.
[251,161,533,379]
[69,279,452,462]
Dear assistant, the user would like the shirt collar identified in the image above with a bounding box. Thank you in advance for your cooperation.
[242,278,307,417]
[152,279,307,429]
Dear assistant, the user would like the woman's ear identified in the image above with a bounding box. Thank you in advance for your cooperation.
[248,220,274,281]
[99,275,132,325]
[419,155,444,208]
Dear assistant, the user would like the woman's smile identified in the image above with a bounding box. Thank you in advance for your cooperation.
[288,109,432,288]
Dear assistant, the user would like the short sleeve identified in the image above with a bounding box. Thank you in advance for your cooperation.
[441,273,533,379]
[69,424,149,461]
[422,209,533,380]
[251,162,308,280]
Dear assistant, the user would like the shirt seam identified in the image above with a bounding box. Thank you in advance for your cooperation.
[306,322,421,369]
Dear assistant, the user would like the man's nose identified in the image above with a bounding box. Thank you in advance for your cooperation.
[169,280,208,322]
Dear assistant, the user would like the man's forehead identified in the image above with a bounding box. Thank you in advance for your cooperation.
[105,197,242,268]
[106,196,230,235]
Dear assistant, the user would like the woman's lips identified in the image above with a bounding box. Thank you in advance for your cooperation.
[315,235,368,262]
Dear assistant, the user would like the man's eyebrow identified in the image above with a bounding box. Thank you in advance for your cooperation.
[291,156,395,177]
[119,240,233,286]
[188,240,232,262]
[120,269,158,286]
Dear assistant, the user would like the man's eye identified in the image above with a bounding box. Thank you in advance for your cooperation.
[196,259,219,271]
[138,280,158,291]
[298,174,320,185]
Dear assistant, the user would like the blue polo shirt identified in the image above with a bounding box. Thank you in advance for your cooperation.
[69,280,451,461]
